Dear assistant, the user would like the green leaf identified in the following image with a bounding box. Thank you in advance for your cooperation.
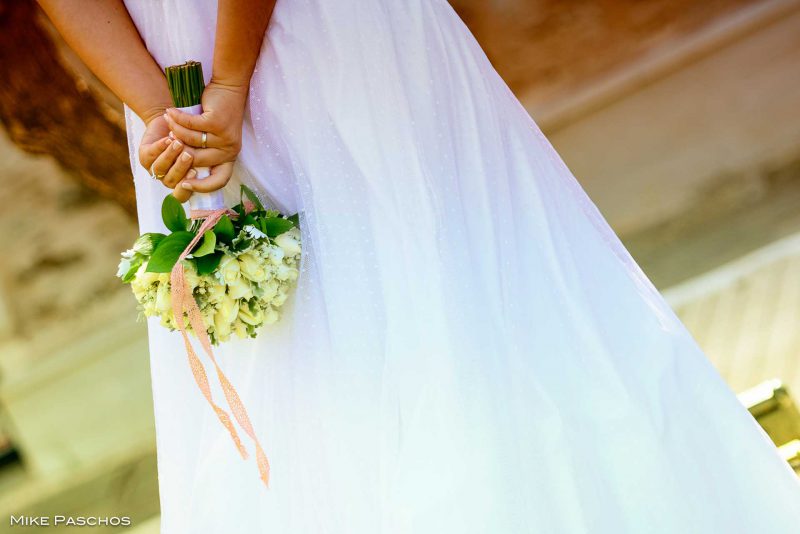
[264,217,295,237]
[195,251,223,275]
[192,230,216,257]
[121,255,144,283]
[161,195,189,232]
[240,184,265,211]
[232,235,253,252]
[146,231,194,272]
[287,213,300,226]
[214,215,235,244]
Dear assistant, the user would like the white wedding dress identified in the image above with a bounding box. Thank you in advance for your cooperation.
[123,1,800,532]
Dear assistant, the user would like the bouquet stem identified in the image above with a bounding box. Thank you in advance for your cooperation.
[165,61,225,211]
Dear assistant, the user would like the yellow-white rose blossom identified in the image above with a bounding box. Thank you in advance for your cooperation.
[261,280,279,300]
[183,261,201,290]
[238,252,268,282]
[233,319,249,339]
[155,281,172,314]
[214,294,240,341]
[274,228,301,256]
[263,307,280,324]
[131,264,157,300]
[205,282,226,304]
[218,253,241,284]
[227,276,254,300]
[238,306,265,326]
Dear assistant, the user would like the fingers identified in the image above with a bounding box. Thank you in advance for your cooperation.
[162,151,197,188]
[188,147,233,168]
[139,137,172,170]
[180,162,234,193]
[151,139,185,177]
[165,114,221,149]
[166,107,209,132]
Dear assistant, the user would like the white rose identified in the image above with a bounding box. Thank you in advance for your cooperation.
[267,246,285,265]
[200,305,216,330]
[205,282,226,303]
[131,265,156,300]
[183,261,201,290]
[232,319,249,339]
[238,305,264,326]
[263,307,280,325]
[274,229,301,256]
[218,254,241,283]
[238,253,267,282]
[213,295,239,341]
[260,280,279,300]
[272,290,288,307]
[227,276,253,300]
[275,265,292,281]
[155,281,172,314]
[142,300,158,317]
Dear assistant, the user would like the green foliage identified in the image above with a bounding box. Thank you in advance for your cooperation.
[192,231,216,257]
[130,190,299,278]
[146,231,194,272]
[240,184,265,211]
[263,217,295,237]
[161,195,189,232]
[194,251,223,275]
[214,215,235,244]
[120,255,143,283]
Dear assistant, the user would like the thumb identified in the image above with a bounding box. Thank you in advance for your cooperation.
[172,183,193,203]
[179,163,233,193]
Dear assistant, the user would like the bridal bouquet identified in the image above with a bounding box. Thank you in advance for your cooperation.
[116,60,287,487]
[117,186,301,344]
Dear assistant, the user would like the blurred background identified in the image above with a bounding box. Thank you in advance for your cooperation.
[1,0,799,531]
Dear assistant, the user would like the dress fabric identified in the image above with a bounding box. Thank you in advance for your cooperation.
[122,1,800,532]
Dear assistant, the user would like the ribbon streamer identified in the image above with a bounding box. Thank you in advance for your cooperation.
[168,200,271,487]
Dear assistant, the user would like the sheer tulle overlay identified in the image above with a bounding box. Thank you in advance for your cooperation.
[123,1,800,532]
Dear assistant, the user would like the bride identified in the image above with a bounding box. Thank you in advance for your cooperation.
[40,0,800,532]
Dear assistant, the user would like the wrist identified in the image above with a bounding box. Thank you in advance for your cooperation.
[209,75,251,98]
[140,104,171,126]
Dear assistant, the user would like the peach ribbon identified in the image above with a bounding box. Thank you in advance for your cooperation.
[169,201,271,487]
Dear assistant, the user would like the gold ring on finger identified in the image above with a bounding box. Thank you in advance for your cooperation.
[150,163,165,181]
[201,131,207,149]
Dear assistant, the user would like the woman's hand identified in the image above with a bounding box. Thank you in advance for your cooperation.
[138,114,198,188]
[137,114,199,203]
[164,81,247,168]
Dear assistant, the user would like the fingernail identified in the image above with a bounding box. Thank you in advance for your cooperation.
[182,182,194,190]
[163,138,172,146]
[171,140,182,150]
[187,169,197,178]
[181,152,192,161]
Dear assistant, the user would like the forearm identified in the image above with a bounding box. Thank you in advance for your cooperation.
[212,0,276,89]
[38,0,171,124]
